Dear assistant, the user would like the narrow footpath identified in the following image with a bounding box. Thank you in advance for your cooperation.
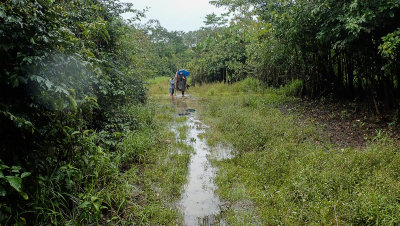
[171,95,224,225]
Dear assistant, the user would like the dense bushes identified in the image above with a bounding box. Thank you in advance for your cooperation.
[0,0,177,224]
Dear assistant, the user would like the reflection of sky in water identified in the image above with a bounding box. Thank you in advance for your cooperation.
[172,96,231,225]
[179,114,220,225]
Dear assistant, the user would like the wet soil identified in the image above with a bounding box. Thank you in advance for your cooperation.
[283,98,400,149]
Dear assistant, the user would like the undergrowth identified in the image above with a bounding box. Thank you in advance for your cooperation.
[192,78,400,225]
[23,100,191,225]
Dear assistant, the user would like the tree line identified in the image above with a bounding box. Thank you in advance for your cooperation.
[185,0,400,114]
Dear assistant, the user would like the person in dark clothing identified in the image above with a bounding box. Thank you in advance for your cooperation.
[176,71,186,96]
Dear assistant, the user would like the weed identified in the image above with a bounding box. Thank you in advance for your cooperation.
[207,88,217,96]
[175,116,187,123]
[340,109,349,120]
[372,129,388,145]
[146,77,170,96]
[190,79,400,225]
[279,79,302,96]
[176,125,189,140]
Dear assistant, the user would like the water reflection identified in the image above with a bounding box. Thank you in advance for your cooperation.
[172,96,225,225]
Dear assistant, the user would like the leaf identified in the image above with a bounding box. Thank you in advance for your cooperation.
[0,8,5,19]
[71,131,80,136]
[0,164,9,170]
[20,217,26,224]
[43,36,49,43]
[0,185,6,196]
[79,201,90,208]
[38,0,54,7]
[11,75,19,88]
[6,176,22,192]
[11,165,21,173]
[19,191,29,200]
[93,201,100,212]
[11,0,24,5]
[44,79,53,89]
[91,196,98,202]
[54,86,69,95]
[21,172,31,179]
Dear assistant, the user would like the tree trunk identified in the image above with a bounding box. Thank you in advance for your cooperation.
[346,55,354,98]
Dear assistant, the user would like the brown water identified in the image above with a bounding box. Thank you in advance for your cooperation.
[171,95,231,225]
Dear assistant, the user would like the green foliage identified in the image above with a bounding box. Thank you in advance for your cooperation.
[0,164,31,202]
[119,129,154,164]
[186,18,251,84]
[196,0,400,108]
[277,79,303,97]
[231,77,262,93]
[0,0,187,224]
[29,101,184,225]
[133,19,189,78]
[203,13,229,28]
[380,29,400,60]
[197,81,400,224]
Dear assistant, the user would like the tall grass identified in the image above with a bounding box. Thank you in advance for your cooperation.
[192,79,400,225]
[146,77,170,97]
[31,99,190,224]
[147,76,171,85]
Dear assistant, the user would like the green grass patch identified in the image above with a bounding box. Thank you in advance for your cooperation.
[103,100,192,225]
[175,116,187,123]
[146,76,170,97]
[176,125,189,140]
[191,79,400,225]
[147,76,171,85]
[31,101,188,225]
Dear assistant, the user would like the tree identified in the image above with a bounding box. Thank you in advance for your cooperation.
[208,0,400,110]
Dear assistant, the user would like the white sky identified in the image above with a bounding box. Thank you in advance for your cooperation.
[120,0,228,32]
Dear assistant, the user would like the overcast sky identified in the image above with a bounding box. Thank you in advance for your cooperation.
[120,0,228,32]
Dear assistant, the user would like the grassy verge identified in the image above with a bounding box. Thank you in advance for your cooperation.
[191,78,400,225]
[119,101,192,225]
[31,78,192,224]
[105,101,192,225]
[119,76,193,224]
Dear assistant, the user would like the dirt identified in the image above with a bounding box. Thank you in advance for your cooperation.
[282,98,400,149]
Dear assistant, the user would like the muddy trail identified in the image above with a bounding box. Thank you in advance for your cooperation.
[170,95,230,225]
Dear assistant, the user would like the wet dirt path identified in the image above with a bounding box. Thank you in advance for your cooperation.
[171,95,224,225]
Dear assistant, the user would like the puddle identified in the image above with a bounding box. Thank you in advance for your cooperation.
[209,144,233,161]
[151,94,259,225]
[170,96,227,225]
